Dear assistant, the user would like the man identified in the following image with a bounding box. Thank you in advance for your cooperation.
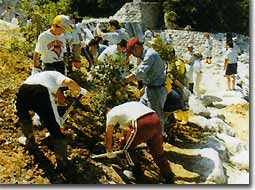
[232,36,241,55]
[183,43,195,93]
[16,71,88,172]
[105,101,175,183]
[98,39,128,76]
[0,6,12,22]
[94,36,108,55]
[32,15,80,75]
[224,42,238,91]
[81,38,99,71]
[96,19,129,45]
[11,13,19,26]
[125,37,167,131]
[203,33,213,64]
[144,27,153,43]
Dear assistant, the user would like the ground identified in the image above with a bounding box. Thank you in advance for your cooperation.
[0,29,249,184]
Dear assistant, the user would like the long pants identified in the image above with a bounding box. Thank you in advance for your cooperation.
[193,72,202,97]
[16,84,67,167]
[140,86,167,130]
[125,112,173,180]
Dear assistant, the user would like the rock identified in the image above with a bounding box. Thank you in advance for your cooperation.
[207,117,235,136]
[206,136,229,162]
[199,148,226,184]
[229,150,249,170]
[189,115,209,129]
[225,163,249,184]
[216,133,247,155]
[189,95,208,114]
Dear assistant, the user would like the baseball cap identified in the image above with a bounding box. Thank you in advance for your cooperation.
[148,37,160,46]
[187,43,193,48]
[194,52,202,57]
[52,15,73,32]
[126,37,139,53]
[232,36,238,41]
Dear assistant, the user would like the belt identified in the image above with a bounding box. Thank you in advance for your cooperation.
[145,84,164,88]
[44,61,64,65]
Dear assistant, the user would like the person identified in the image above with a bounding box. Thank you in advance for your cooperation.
[183,43,195,93]
[98,39,128,75]
[203,33,213,64]
[11,13,19,26]
[105,101,175,183]
[81,38,99,71]
[0,6,12,22]
[144,27,153,43]
[26,16,31,26]
[125,37,167,132]
[193,52,203,97]
[232,36,241,55]
[15,71,88,173]
[224,42,238,91]
[96,19,129,45]
[94,36,108,55]
[32,15,77,75]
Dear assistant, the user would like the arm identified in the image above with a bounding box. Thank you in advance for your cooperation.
[62,79,87,96]
[105,125,114,152]
[33,51,41,68]
[224,59,228,70]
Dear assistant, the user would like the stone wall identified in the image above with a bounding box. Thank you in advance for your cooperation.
[113,1,160,31]
[164,29,249,60]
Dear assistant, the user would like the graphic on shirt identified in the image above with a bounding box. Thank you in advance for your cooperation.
[47,40,64,57]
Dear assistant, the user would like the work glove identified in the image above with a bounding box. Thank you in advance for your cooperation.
[107,151,117,159]
[80,88,88,96]
[183,86,192,96]
[31,67,42,75]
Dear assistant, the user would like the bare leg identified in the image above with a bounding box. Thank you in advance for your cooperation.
[231,76,236,90]
[227,76,231,90]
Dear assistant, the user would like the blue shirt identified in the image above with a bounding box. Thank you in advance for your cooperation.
[133,47,166,86]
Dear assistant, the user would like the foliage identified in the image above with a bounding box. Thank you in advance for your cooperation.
[148,36,176,72]
[162,0,249,35]
[17,0,73,54]
[90,55,130,111]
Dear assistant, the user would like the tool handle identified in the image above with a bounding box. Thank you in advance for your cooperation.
[90,150,123,159]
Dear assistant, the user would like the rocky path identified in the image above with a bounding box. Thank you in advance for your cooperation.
[166,53,249,184]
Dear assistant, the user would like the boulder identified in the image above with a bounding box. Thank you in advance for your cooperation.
[229,150,249,171]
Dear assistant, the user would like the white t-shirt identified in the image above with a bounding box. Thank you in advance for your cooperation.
[224,48,238,64]
[106,101,155,129]
[102,29,129,45]
[11,17,18,25]
[24,71,69,126]
[193,59,202,74]
[35,29,67,63]
[98,45,120,62]
[24,71,68,95]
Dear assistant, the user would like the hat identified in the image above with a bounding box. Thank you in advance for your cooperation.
[193,52,202,57]
[52,15,73,32]
[148,37,160,46]
[187,43,193,48]
[126,37,139,53]
[232,36,238,41]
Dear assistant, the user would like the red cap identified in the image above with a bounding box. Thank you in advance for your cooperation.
[126,37,139,53]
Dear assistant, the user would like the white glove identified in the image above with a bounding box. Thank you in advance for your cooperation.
[107,151,117,159]
[80,88,88,96]
[31,67,42,75]
[183,87,192,96]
